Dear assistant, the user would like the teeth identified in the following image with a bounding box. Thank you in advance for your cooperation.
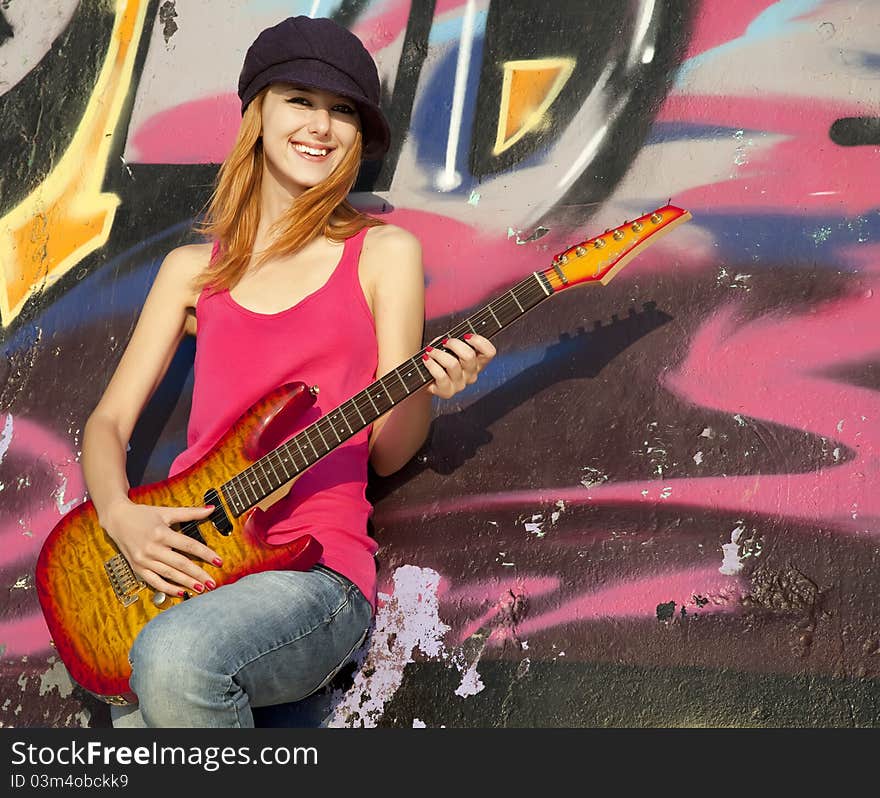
[293,143,329,156]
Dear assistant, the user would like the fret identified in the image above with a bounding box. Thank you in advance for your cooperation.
[349,397,367,426]
[327,413,344,441]
[511,290,524,313]
[241,474,257,505]
[266,455,283,484]
[365,389,380,416]
[223,482,241,515]
[400,362,419,387]
[293,434,310,465]
[466,317,477,334]
[487,303,501,329]
[304,429,321,459]
[534,271,551,296]
[380,378,394,404]
[315,421,330,450]
[277,450,295,473]
[255,461,270,495]
[394,367,410,394]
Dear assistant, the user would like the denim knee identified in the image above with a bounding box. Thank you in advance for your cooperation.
[128,609,235,724]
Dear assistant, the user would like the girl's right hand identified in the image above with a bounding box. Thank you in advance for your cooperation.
[100,499,222,597]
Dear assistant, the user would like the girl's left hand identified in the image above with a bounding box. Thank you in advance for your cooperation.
[422,333,496,399]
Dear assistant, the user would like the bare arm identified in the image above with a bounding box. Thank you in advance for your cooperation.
[364,226,496,477]
[81,244,220,595]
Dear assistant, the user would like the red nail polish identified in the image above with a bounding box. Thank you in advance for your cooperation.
[441,337,449,345]
[213,557,223,567]
[426,346,434,352]
[204,504,215,510]
[193,583,204,593]
[178,590,186,598]
[463,333,473,340]
[422,353,429,361]
[205,580,216,590]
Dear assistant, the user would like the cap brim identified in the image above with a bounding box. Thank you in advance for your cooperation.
[240,59,390,160]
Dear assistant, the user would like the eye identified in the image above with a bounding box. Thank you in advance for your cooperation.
[287,96,311,106]
[332,103,356,115]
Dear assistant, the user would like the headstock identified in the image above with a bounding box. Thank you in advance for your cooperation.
[541,205,692,291]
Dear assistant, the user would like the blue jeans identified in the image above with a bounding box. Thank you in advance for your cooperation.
[109,565,371,728]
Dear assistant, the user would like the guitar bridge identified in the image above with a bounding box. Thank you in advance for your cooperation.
[104,553,145,606]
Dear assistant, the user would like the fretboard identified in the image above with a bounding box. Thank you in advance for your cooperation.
[221,270,555,515]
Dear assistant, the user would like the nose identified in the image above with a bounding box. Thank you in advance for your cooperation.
[308,108,331,137]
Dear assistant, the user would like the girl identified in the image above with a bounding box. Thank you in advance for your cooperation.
[81,15,495,728]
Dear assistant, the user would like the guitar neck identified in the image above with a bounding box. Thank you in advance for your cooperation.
[221,271,556,515]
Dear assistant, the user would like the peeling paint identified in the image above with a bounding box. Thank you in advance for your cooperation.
[454,661,485,697]
[719,523,746,575]
[328,566,450,728]
[580,467,609,488]
[693,451,704,464]
[0,414,12,463]
[38,659,75,698]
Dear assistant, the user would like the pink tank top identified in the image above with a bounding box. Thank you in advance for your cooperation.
[167,227,379,611]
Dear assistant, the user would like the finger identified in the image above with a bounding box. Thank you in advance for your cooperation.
[162,549,217,589]
[422,353,455,396]
[163,504,217,524]
[167,529,222,568]
[146,558,209,595]
[438,337,478,364]
[425,345,466,374]
[138,568,190,598]
[434,340,479,383]
[461,333,496,358]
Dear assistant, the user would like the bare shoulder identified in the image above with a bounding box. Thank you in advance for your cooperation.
[361,224,423,287]
[156,242,215,308]
[362,223,422,259]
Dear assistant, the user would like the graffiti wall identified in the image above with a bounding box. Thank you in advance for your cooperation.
[2,0,879,728]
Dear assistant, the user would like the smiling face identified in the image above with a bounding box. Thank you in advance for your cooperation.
[259,83,362,198]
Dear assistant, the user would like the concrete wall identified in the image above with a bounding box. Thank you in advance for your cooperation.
[2,0,879,727]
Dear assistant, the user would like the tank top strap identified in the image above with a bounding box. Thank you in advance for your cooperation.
[337,226,370,276]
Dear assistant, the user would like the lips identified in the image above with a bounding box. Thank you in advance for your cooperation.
[290,140,334,160]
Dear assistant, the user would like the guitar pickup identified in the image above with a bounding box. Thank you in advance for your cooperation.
[204,488,232,536]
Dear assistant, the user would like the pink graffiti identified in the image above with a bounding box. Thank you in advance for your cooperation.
[685,1,777,59]
[352,0,475,50]
[129,93,240,164]
[657,95,879,213]
[437,567,741,647]
[0,415,85,570]
[0,414,79,657]
[515,566,742,639]
[0,611,52,658]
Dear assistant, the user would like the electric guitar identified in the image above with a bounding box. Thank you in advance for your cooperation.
[35,204,692,704]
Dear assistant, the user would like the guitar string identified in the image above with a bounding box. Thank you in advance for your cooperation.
[175,274,559,538]
[216,275,555,519]
[233,279,550,481]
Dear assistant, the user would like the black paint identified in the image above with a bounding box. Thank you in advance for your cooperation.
[830,117,880,146]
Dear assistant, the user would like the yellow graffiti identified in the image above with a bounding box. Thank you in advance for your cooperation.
[493,58,575,156]
[0,0,149,327]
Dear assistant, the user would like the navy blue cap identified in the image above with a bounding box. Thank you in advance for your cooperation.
[238,16,390,160]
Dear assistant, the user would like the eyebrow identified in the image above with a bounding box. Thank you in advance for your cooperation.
[283,85,354,104]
